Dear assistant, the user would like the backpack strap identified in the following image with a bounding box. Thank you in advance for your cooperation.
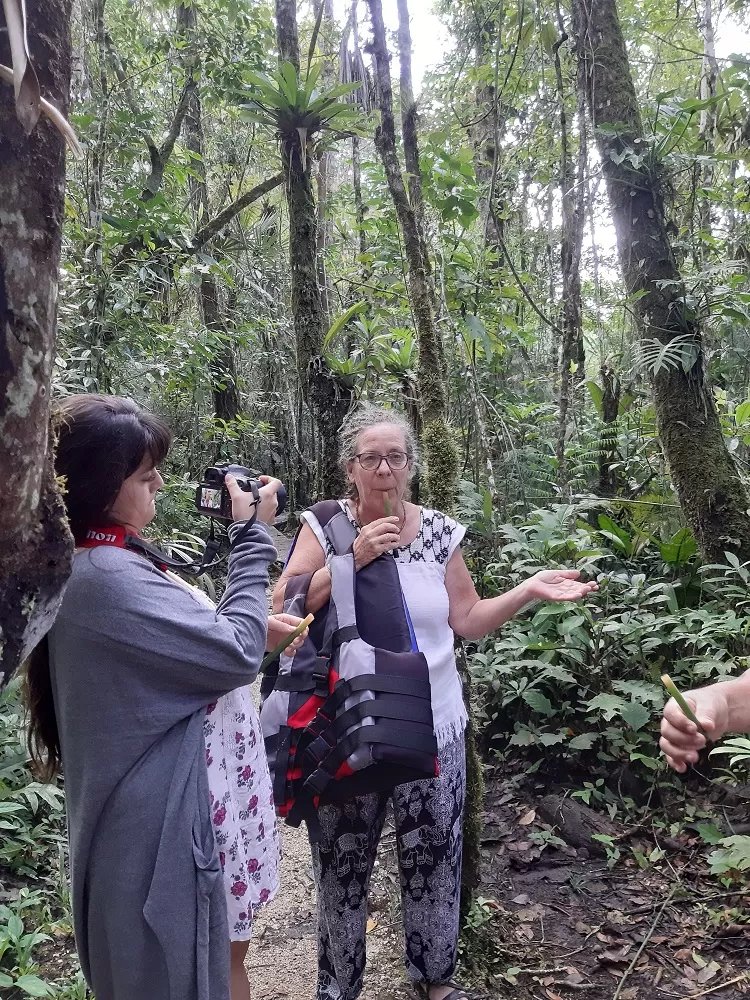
[308,500,357,557]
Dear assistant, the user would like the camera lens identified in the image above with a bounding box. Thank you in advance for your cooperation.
[275,485,288,517]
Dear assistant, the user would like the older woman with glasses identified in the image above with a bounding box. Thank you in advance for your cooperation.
[273,405,596,1000]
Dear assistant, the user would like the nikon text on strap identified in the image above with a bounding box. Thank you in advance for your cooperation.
[79,525,222,576]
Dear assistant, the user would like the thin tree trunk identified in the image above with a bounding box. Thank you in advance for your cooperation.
[315,0,335,328]
[553,17,585,498]
[598,361,621,497]
[368,0,480,918]
[367,0,456,514]
[275,0,353,498]
[697,0,718,249]
[396,0,430,262]
[468,4,506,253]
[177,2,241,422]
[0,0,75,685]
[573,0,750,562]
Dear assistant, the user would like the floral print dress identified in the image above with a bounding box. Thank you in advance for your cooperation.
[204,687,280,940]
[166,570,279,941]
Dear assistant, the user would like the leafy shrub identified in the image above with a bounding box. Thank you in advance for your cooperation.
[466,498,750,778]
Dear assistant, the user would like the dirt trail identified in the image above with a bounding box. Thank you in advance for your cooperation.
[248,820,413,1000]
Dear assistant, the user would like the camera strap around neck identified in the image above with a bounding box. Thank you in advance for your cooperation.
[80,524,221,577]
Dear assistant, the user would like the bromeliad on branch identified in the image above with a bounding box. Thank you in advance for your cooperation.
[239,60,361,170]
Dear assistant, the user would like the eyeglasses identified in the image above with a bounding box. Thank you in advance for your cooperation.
[354,451,410,471]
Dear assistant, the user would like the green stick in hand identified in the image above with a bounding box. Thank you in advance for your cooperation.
[261,613,314,670]
[661,674,705,733]
[383,495,393,517]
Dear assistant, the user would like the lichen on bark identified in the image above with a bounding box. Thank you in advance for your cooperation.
[572,0,750,562]
[0,0,75,686]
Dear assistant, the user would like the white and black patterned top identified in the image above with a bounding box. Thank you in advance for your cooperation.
[302,500,468,748]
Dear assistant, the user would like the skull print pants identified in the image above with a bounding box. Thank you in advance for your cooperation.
[308,737,466,1000]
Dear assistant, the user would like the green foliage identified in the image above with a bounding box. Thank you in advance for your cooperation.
[240,61,361,142]
[708,836,750,877]
[468,498,749,779]
[0,684,85,995]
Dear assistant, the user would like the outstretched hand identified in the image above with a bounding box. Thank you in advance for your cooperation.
[524,569,598,603]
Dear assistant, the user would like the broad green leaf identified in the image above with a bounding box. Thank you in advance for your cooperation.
[586,380,604,416]
[696,822,724,845]
[323,301,368,348]
[619,700,650,732]
[277,61,300,106]
[585,692,626,722]
[521,689,555,716]
[735,399,750,426]
[14,975,53,997]
[569,733,598,750]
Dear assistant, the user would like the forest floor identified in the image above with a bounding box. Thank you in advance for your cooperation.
[252,529,750,999]
[13,531,750,998]
[248,767,750,1000]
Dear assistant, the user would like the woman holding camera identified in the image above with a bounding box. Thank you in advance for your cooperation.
[26,394,304,1000]
[273,405,596,1000]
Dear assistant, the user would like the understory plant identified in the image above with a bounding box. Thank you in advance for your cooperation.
[465,496,750,782]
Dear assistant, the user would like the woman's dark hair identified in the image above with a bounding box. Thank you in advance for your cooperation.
[26,395,172,779]
[54,394,172,543]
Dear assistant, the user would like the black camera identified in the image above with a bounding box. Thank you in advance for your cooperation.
[195,464,287,522]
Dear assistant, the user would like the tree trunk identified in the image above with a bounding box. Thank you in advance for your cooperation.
[275,0,353,499]
[553,19,586,498]
[0,0,75,686]
[598,362,621,498]
[177,2,241,422]
[572,0,750,562]
[697,0,718,251]
[315,0,336,329]
[366,0,457,513]
[368,0,482,920]
[467,4,506,253]
[395,0,431,277]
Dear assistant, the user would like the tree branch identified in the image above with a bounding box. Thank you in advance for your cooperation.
[193,172,285,250]
[142,78,195,199]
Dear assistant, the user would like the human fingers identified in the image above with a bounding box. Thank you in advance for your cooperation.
[266,614,310,653]
[255,479,282,525]
[366,516,401,534]
[659,733,701,768]
[226,474,260,523]
[662,697,702,737]
[662,750,688,774]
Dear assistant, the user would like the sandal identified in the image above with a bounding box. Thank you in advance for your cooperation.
[412,983,482,1000]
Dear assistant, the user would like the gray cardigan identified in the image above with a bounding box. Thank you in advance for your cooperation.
[48,522,276,1000]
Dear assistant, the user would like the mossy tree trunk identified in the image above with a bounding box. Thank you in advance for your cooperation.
[599,362,622,498]
[177,2,241,423]
[572,0,750,562]
[0,0,74,686]
[366,0,458,513]
[467,3,507,254]
[368,0,481,920]
[275,0,353,499]
[553,19,586,498]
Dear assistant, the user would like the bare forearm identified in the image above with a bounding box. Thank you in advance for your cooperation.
[305,566,332,613]
[453,580,534,641]
[722,671,750,733]
[273,566,331,614]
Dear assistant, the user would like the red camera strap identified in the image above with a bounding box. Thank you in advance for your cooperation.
[80,525,168,571]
